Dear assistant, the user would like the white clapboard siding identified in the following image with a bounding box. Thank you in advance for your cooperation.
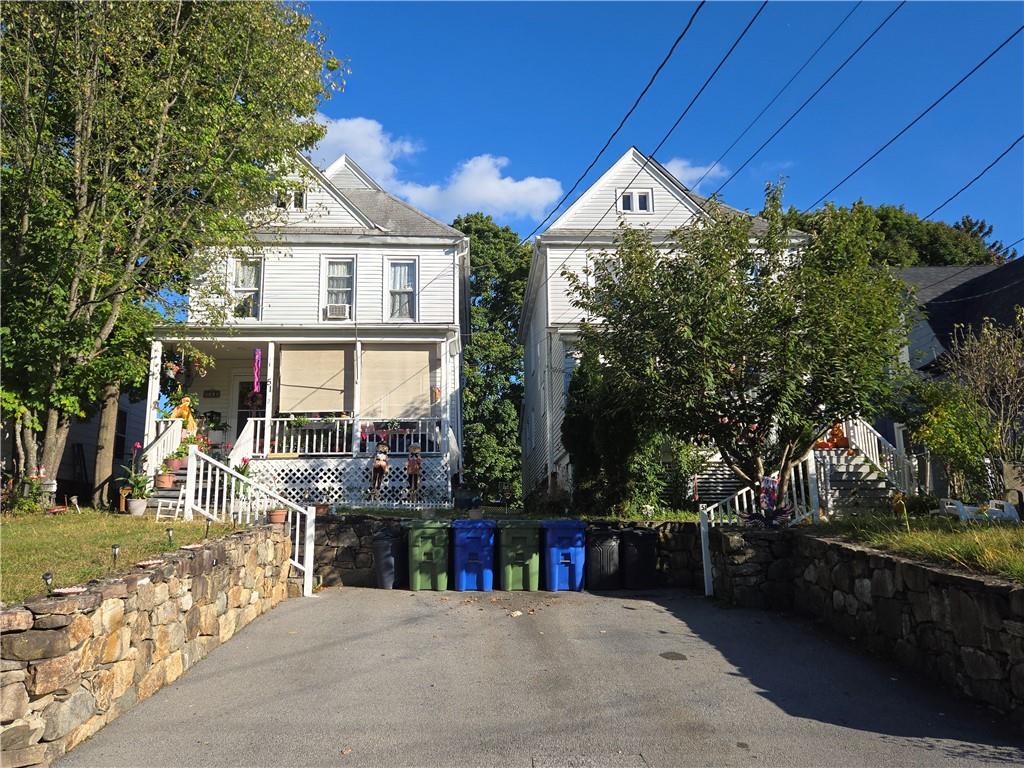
[546,246,592,326]
[547,149,701,233]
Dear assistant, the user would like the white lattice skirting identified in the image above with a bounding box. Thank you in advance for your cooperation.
[249,456,452,510]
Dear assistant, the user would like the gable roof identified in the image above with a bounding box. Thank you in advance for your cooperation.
[298,153,462,239]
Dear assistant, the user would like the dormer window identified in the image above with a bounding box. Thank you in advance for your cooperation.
[275,189,306,209]
[292,189,305,209]
[616,188,653,214]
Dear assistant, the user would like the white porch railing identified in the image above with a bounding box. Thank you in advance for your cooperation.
[843,417,915,492]
[247,416,445,457]
[183,445,315,596]
[227,419,257,467]
[357,418,444,456]
[142,418,182,476]
[703,449,820,526]
[265,417,354,456]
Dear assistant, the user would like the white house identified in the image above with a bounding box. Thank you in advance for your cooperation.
[142,154,469,509]
[519,146,770,498]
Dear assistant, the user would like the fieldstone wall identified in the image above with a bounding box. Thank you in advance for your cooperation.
[313,515,705,588]
[706,527,1024,729]
[0,526,292,767]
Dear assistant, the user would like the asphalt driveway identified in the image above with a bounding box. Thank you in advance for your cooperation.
[60,588,1021,768]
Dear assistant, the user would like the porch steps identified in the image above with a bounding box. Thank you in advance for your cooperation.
[693,462,744,507]
[819,450,899,514]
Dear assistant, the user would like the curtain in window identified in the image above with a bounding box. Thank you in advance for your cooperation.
[327,260,353,305]
[389,261,415,319]
[234,261,260,289]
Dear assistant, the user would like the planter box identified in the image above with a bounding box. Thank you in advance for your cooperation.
[154,473,175,490]
[127,498,148,517]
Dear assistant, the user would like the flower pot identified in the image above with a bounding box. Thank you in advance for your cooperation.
[315,504,329,518]
[207,429,225,445]
[128,498,148,517]
[154,472,175,490]
[268,508,288,525]
[166,457,186,472]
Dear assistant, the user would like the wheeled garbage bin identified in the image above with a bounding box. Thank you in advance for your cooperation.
[372,529,405,589]
[407,520,449,591]
[621,527,658,589]
[585,525,622,591]
[452,519,495,591]
[497,520,542,591]
[542,520,586,592]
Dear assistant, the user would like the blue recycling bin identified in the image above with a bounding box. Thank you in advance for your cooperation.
[452,519,496,591]
[542,520,586,591]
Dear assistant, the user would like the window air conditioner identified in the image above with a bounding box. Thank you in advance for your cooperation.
[325,303,351,320]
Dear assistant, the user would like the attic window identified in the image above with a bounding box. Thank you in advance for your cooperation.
[292,190,305,209]
[616,188,652,214]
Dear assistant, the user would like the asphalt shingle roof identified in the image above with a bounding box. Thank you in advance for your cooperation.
[342,189,463,238]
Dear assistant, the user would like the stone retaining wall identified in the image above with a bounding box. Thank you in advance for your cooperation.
[312,515,706,589]
[708,527,1024,729]
[0,526,292,767]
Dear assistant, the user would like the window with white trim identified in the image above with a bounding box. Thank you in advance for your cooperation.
[388,260,416,320]
[324,258,354,320]
[232,258,261,319]
[616,188,653,214]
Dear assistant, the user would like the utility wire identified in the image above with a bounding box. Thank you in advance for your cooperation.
[517,1,707,245]
[535,2,769,284]
[688,1,863,192]
[926,276,1024,304]
[803,24,1024,212]
[708,1,906,199]
[924,133,1024,220]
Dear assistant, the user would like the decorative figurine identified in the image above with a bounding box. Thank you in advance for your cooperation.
[170,395,198,438]
[369,442,389,499]
[406,443,423,502]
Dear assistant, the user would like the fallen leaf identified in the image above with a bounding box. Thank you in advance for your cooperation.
[510,610,523,618]
[341,747,353,757]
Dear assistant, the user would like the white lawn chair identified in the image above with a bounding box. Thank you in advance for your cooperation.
[982,500,1020,524]
[935,497,1020,523]
[155,487,185,521]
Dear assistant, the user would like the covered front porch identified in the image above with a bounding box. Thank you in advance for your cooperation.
[141,333,460,508]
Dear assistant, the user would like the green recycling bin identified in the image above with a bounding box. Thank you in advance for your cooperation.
[497,520,542,591]
[407,520,449,591]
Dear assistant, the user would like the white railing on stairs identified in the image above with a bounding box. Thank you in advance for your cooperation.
[842,417,915,492]
[183,445,315,596]
[227,420,257,468]
[703,449,820,526]
[142,419,183,477]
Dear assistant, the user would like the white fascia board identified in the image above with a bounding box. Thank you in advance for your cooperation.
[294,153,382,231]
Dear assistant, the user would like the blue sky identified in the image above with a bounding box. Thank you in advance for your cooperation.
[308,1,1024,246]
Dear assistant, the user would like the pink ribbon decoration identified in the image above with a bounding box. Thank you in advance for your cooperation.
[253,348,262,393]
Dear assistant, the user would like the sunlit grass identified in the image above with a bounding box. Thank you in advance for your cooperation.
[817,514,1024,583]
[0,510,233,605]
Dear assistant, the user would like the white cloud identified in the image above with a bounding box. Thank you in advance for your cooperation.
[397,155,562,223]
[310,115,562,222]
[310,115,419,186]
[663,157,728,193]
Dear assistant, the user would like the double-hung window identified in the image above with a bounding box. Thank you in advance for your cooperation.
[616,188,653,214]
[388,260,416,320]
[324,258,354,320]
[232,258,261,319]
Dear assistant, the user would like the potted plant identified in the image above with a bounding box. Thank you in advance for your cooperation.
[165,443,189,472]
[120,443,151,515]
[202,411,230,445]
[268,507,288,525]
[154,463,175,490]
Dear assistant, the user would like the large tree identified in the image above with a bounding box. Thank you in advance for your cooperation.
[1,1,344,480]
[787,204,1016,267]
[569,188,912,498]
[451,213,532,502]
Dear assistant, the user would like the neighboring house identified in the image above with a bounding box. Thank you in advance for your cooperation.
[519,146,773,499]
[142,154,469,509]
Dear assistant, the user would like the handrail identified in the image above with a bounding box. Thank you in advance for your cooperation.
[142,419,183,477]
[703,449,820,527]
[843,416,914,492]
[183,445,315,596]
[227,420,256,467]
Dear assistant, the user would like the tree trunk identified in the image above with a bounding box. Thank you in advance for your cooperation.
[39,407,71,481]
[92,381,120,508]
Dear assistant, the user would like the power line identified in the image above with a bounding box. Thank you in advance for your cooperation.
[924,133,1024,220]
[803,24,1024,212]
[709,1,906,198]
[926,276,1024,304]
[518,1,707,245]
[688,1,863,193]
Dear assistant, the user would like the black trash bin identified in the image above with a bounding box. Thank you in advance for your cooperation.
[372,529,405,589]
[585,526,622,591]
[621,527,658,589]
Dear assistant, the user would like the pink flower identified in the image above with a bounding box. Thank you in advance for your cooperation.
[242,457,250,465]
[133,441,142,450]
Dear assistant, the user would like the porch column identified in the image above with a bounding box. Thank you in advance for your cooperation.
[351,340,362,454]
[142,340,162,449]
[263,342,275,456]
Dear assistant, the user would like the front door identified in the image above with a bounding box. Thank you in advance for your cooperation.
[235,381,266,439]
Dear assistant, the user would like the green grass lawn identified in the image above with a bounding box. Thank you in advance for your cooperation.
[1,510,233,605]
[815,514,1024,583]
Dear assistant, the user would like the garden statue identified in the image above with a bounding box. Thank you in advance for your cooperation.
[406,443,423,502]
[369,442,389,499]
[170,396,198,438]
